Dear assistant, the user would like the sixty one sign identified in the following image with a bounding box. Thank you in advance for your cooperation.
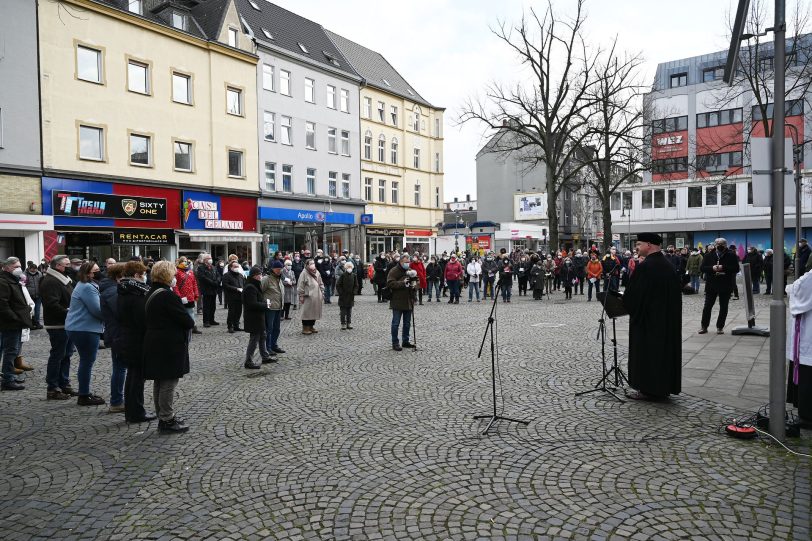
[52,191,167,220]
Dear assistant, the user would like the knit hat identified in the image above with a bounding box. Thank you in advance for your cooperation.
[271,260,284,269]
[248,266,263,277]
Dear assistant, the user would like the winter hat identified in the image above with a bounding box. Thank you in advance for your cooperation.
[248,266,263,277]
[270,260,284,269]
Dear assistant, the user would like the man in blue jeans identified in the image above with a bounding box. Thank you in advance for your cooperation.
[387,255,417,351]
[39,255,76,399]
[261,260,285,356]
[0,257,33,391]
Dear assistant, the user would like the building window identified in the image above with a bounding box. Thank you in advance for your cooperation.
[305,78,315,103]
[702,66,725,82]
[413,148,421,169]
[262,64,274,91]
[696,151,743,172]
[248,0,260,10]
[79,125,104,161]
[174,141,192,171]
[172,72,191,104]
[328,128,337,153]
[688,186,703,207]
[280,116,292,145]
[378,135,386,162]
[77,45,102,84]
[721,184,737,205]
[265,162,276,191]
[435,118,441,137]
[390,105,398,125]
[298,42,309,54]
[226,87,242,115]
[752,99,804,120]
[263,111,275,142]
[364,97,372,118]
[340,130,350,156]
[653,189,665,209]
[435,152,441,173]
[129,133,151,166]
[305,122,316,149]
[641,190,653,209]
[697,108,743,128]
[280,69,291,96]
[171,11,188,31]
[327,85,336,109]
[342,174,351,198]
[127,60,150,94]
[228,150,244,177]
[622,191,632,210]
[652,156,689,174]
[128,0,142,15]
[340,89,350,113]
[391,137,398,165]
[610,192,621,211]
[705,185,718,206]
[435,186,440,208]
[759,56,774,72]
[748,181,753,204]
[391,181,399,204]
[667,189,677,208]
[377,101,385,122]
[651,116,688,134]
[670,72,687,88]
[414,181,421,206]
[307,168,316,195]
[378,179,386,202]
[364,131,372,160]
[328,172,337,197]
[364,178,373,201]
[413,107,421,131]
[282,165,292,192]
[228,27,238,48]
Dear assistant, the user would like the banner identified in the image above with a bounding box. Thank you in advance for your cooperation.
[52,191,167,221]
[514,193,547,221]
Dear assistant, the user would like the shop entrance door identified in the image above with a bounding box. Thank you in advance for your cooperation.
[210,243,227,261]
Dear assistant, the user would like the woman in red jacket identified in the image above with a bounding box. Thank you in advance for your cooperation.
[443,254,464,304]
[172,257,201,334]
[411,254,427,305]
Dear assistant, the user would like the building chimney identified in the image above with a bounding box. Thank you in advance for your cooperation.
[466,194,470,202]
[453,197,458,203]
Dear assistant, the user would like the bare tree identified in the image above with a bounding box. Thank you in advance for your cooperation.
[581,41,648,252]
[457,0,598,251]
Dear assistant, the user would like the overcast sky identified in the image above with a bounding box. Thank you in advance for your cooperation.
[271,0,738,201]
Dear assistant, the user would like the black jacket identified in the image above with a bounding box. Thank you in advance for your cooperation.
[744,251,763,279]
[426,262,442,282]
[241,280,266,335]
[24,270,42,299]
[315,256,333,282]
[99,278,120,347]
[142,284,194,380]
[798,243,811,274]
[373,257,388,286]
[291,258,305,280]
[336,272,356,307]
[221,270,246,301]
[39,271,73,327]
[0,271,33,330]
[195,264,220,295]
[700,249,740,294]
[116,278,150,368]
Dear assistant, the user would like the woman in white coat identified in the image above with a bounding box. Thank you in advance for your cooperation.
[282,259,297,320]
[787,269,812,426]
[296,259,324,335]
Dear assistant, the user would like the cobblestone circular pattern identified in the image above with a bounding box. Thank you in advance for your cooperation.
[0,292,809,540]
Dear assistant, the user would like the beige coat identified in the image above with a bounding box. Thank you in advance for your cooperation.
[296,270,324,321]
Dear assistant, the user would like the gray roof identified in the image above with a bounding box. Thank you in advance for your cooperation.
[234,0,358,79]
[325,30,437,109]
[93,0,227,41]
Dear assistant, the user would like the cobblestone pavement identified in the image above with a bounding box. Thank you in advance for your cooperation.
[1,288,810,540]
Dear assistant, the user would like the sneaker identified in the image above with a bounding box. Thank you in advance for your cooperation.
[392,343,402,351]
[47,389,71,400]
[346,325,353,330]
[341,324,347,330]
[401,342,416,349]
[1,381,25,391]
[158,419,190,434]
[716,328,725,335]
[77,394,105,406]
[108,404,125,413]
[698,328,708,334]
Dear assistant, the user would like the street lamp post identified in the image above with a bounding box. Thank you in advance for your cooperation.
[785,123,804,279]
[620,202,631,251]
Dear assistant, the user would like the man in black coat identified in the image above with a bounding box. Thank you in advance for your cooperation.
[621,233,682,400]
[221,261,246,332]
[39,255,76,399]
[799,239,811,276]
[699,238,740,334]
[195,255,220,327]
[242,267,272,369]
[387,255,418,351]
[743,246,764,294]
[0,257,33,391]
[315,250,333,304]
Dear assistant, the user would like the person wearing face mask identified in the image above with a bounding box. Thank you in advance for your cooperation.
[481,253,498,300]
[195,255,220,328]
[560,257,576,300]
[529,257,545,300]
[542,255,556,296]
[443,254,464,304]
[388,255,417,350]
[744,246,763,294]
[373,254,389,303]
[336,260,357,330]
[426,256,442,302]
[243,267,275,369]
[39,255,78,398]
[410,255,427,306]
[315,251,334,304]
[172,258,201,335]
[699,238,740,334]
[516,256,530,296]
[291,253,305,290]
[686,248,703,294]
[439,252,449,297]
[222,262,246,333]
[216,259,226,307]
[0,257,34,391]
[466,255,482,302]
[23,261,43,329]
[354,255,365,295]
[260,261,285,355]
[586,252,603,301]
[65,261,105,405]
[282,259,297,319]
[297,259,324,334]
[572,249,586,296]
[602,248,622,292]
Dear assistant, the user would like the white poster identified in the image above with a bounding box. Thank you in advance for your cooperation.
[514,193,547,221]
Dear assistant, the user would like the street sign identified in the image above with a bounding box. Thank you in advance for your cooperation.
[612,233,620,241]
[751,137,795,206]
[360,214,374,225]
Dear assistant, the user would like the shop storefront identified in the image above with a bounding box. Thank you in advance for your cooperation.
[0,213,54,264]
[258,201,363,260]
[404,228,434,256]
[42,177,181,262]
[177,190,261,264]
[366,227,404,259]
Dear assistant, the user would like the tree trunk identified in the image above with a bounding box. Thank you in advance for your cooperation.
[602,197,613,254]
[546,163,559,253]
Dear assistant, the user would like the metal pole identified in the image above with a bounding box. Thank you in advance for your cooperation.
[796,149,802,280]
[769,0,787,440]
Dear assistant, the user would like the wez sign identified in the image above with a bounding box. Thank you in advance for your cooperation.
[53,191,167,220]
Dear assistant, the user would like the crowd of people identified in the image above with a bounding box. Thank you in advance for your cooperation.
[1,237,810,431]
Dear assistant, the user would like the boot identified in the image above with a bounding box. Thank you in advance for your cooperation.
[341,323,347,330]
[302,325,313,335]
[346,323,353,330]
[192,326,202,335]
[15,356,33,371]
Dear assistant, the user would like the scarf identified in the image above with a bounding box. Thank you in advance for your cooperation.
[46,266,71,286]
[307,267,318,277]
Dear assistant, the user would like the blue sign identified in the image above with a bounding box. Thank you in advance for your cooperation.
[258,206,356,224]
[361,214,374,225]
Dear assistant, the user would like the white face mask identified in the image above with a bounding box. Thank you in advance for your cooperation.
[231,267,241,273]
[11,268,23,278]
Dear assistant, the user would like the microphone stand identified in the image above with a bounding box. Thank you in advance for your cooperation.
[473,278,530,435]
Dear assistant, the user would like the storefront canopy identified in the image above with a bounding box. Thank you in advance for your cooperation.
[176,230,263,243]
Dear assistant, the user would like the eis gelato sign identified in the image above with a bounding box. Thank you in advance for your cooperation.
[183,198,243,230]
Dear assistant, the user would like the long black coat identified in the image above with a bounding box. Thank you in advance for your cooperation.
[622,251,682,397]
[116,278,150,368]
[336,272,356,307]
[142,284,194,380]
[195,264,220,295]
[373,257,388,286]
[241,280,266,335]
[0,271,33,330]
[700,249,740,294]
[221,271,246,301]
[39,272,73,327]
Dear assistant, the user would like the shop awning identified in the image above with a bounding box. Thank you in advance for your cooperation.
[176,229,263,243]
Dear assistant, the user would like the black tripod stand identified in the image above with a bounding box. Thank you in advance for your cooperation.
[473,280,530,435]
[575,290,629,402]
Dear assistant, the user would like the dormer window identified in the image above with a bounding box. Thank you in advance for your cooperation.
[248,0,260,10]
[228,27,239,48]
[298,42,309,54]
[382,78,391,87]
[171,11,188,31]
[262,28,274,40]
[407,88,415,96]
[323,51,341,68]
